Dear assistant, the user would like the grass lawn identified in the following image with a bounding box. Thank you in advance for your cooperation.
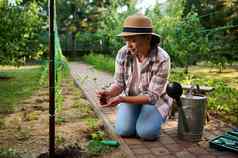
[180,65,238,90]
[81,53,115,73]
[0,65,42,113]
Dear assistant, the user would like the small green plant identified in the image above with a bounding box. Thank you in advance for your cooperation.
[90,131,106,141]
[24,111,40,121]
[56,135,66,146]
[86,140,114,156]
[73,99,91,113]
[0,148,22,158]
[84,117,99,129]
[55,115,66,125]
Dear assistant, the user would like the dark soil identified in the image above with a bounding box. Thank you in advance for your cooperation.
[37,144,88,158]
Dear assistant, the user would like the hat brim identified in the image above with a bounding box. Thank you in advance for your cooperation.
[117,32,160,43]
[117,32,159,37]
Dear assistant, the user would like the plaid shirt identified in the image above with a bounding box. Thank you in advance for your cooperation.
[112,45,173,119]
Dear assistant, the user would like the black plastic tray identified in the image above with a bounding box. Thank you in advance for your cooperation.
[209,132,238,153]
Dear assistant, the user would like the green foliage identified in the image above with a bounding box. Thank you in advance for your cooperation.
[0,148,22,158]
[65,1,137,55]
[182,0,238,67]
[148,4,209,68]
[86,130,117,156]
[56,0,238,68]
[55,35,70,112]
[56,135,66,146]
[165,0,185,17]
[90,131,106,141]
[96,2,136,55]
[55,116,66,125]
[24,111,40,121]
[86,140,114,156]
[0,1,47,66]
[84,117,99,129]
[39,58,69,112]
[82,53,115,73]
[39,29,69,112]
[173,11,209,67]
[73,99,92,116]
[39,60,48,86]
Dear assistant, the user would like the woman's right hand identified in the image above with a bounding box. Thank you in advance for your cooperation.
[96,90,111,105]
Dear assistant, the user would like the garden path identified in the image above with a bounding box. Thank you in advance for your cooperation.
[70,61,237,158]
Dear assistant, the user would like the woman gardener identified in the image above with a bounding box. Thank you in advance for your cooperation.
[96,14,172,140]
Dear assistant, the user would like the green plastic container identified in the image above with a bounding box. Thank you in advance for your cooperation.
[100,140,120,147]
[209,131,238,153]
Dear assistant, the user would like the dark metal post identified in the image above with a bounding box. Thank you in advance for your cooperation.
[48,0,55,157]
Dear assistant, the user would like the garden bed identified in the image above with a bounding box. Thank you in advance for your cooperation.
[0,74,126,158]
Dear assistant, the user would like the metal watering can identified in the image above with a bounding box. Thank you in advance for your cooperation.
[167,82,207,142]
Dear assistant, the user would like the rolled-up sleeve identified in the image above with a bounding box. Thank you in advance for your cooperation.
[141,58,171,104]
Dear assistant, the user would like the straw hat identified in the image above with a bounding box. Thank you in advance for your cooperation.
[118,14,160,43]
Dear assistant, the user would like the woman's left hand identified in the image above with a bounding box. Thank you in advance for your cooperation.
[101,96,124,107]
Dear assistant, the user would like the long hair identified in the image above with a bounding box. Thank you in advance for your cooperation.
[150,35,160,49]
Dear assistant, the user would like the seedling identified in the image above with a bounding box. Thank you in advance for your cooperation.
[90,131,105,141]
[55,116,66,125]
[56,135,66,146]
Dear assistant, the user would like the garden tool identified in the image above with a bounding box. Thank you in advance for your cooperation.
[166,82,190,132]
[100,140,120,147]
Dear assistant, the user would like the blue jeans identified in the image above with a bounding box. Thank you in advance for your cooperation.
[115,103,165,140]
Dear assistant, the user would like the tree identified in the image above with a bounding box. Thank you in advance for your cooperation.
[56,0,135,56]
[56,0,127,55]
[0,0,46,65]
[173,11,209,72]
[183,0,238,67]
[147,0,209,70]
[96,0,137,55]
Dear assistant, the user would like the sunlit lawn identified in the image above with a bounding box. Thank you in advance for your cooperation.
[0,65,42,113]
[174,65,238,90]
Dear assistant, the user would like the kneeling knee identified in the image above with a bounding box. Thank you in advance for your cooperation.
[115,127,136,137]
[136,128,159,141]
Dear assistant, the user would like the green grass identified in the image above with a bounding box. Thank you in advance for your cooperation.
[0,66,42,113]
[173,65,238,90]
[82,53,115,73]
[0,148,22,158]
